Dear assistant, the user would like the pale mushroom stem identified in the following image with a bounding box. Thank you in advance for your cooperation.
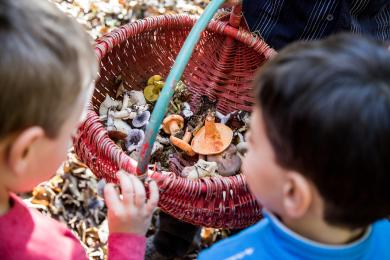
[116,83,126,98]
[106,109,115,131]
[121,92,130,111]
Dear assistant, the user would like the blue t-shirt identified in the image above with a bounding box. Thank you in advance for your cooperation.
[199,211,390,260]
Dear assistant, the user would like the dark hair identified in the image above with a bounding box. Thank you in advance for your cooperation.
[255,33,390,228]
[0,0,97,139]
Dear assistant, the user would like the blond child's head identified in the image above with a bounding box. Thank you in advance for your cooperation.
[244,34,390,230]
[0,0,97,192]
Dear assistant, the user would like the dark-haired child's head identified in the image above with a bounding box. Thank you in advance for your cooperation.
[243,34,390,229]
[0,0,97,193]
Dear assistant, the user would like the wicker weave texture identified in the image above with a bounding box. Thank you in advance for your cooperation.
[73,14,276,228]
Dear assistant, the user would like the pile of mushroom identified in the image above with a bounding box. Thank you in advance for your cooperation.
[99,86,151,156]
[100,74,249,176]
[180,112,244,179]
[99,75,191,169]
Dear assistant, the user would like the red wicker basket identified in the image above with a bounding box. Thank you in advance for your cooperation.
[73,9,276,228]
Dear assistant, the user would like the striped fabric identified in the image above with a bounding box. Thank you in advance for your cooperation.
[243,0,390,49]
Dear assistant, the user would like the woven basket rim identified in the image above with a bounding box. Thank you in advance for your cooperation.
[87,13,275,181]
[94,14,275,59]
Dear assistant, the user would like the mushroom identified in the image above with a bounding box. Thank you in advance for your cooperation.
[181,159,219,179]
[120,91,130,110]
[156,134,170,145]
[207,144,242,177]
[235,132,248,158]
[107,109,132,140]
[170,129,196,156]
[144,75,165,102]
[237,111,251,130]
[236,131,245,143]
[106,92,137,120]
[144,84,163,102]
[147,74,162,86]
[216,110,237,124]
[182,109,193,118]
[125,129,145,152]
[132,111,150,128]
[99,92,137,121]
[129,90,146,106]
[162,114,184,136]
[99,94,121,117]
[116,82,126,98]
[112,109,137,120]
[182,102,191,111]
[132,104,151,114]
[191,112,233,155]
[154,80,164,89]
[237,111,250,124]
[236,142,248,158]
[181,102,193,118]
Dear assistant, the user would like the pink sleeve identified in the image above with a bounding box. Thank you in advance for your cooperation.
[108,233,146,260]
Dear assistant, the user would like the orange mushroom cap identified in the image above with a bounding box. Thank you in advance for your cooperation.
[191,113,233,155]
[162,114,184,135]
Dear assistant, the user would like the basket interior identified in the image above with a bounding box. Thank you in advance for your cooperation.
[91,18,269,176]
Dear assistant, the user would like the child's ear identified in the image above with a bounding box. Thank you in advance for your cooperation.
[7,127,45,176]
[282,171,312,219]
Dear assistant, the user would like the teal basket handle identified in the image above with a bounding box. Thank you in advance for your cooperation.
[136,0,226,176]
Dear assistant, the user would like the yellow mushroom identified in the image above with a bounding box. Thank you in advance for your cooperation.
[144,84,161,102]
[144,75,165,102]
[154,80,164,90]
[147,75,162,86]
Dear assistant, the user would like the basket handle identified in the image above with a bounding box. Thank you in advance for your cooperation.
[229,4,242,28]
[136,0,241,176]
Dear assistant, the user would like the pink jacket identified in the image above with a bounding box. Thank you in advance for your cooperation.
[0,194,145,260]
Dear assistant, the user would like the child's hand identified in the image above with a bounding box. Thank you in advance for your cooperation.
[104,171,159,236]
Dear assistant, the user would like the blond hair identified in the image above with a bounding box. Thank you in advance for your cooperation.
[0,0,98,139]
